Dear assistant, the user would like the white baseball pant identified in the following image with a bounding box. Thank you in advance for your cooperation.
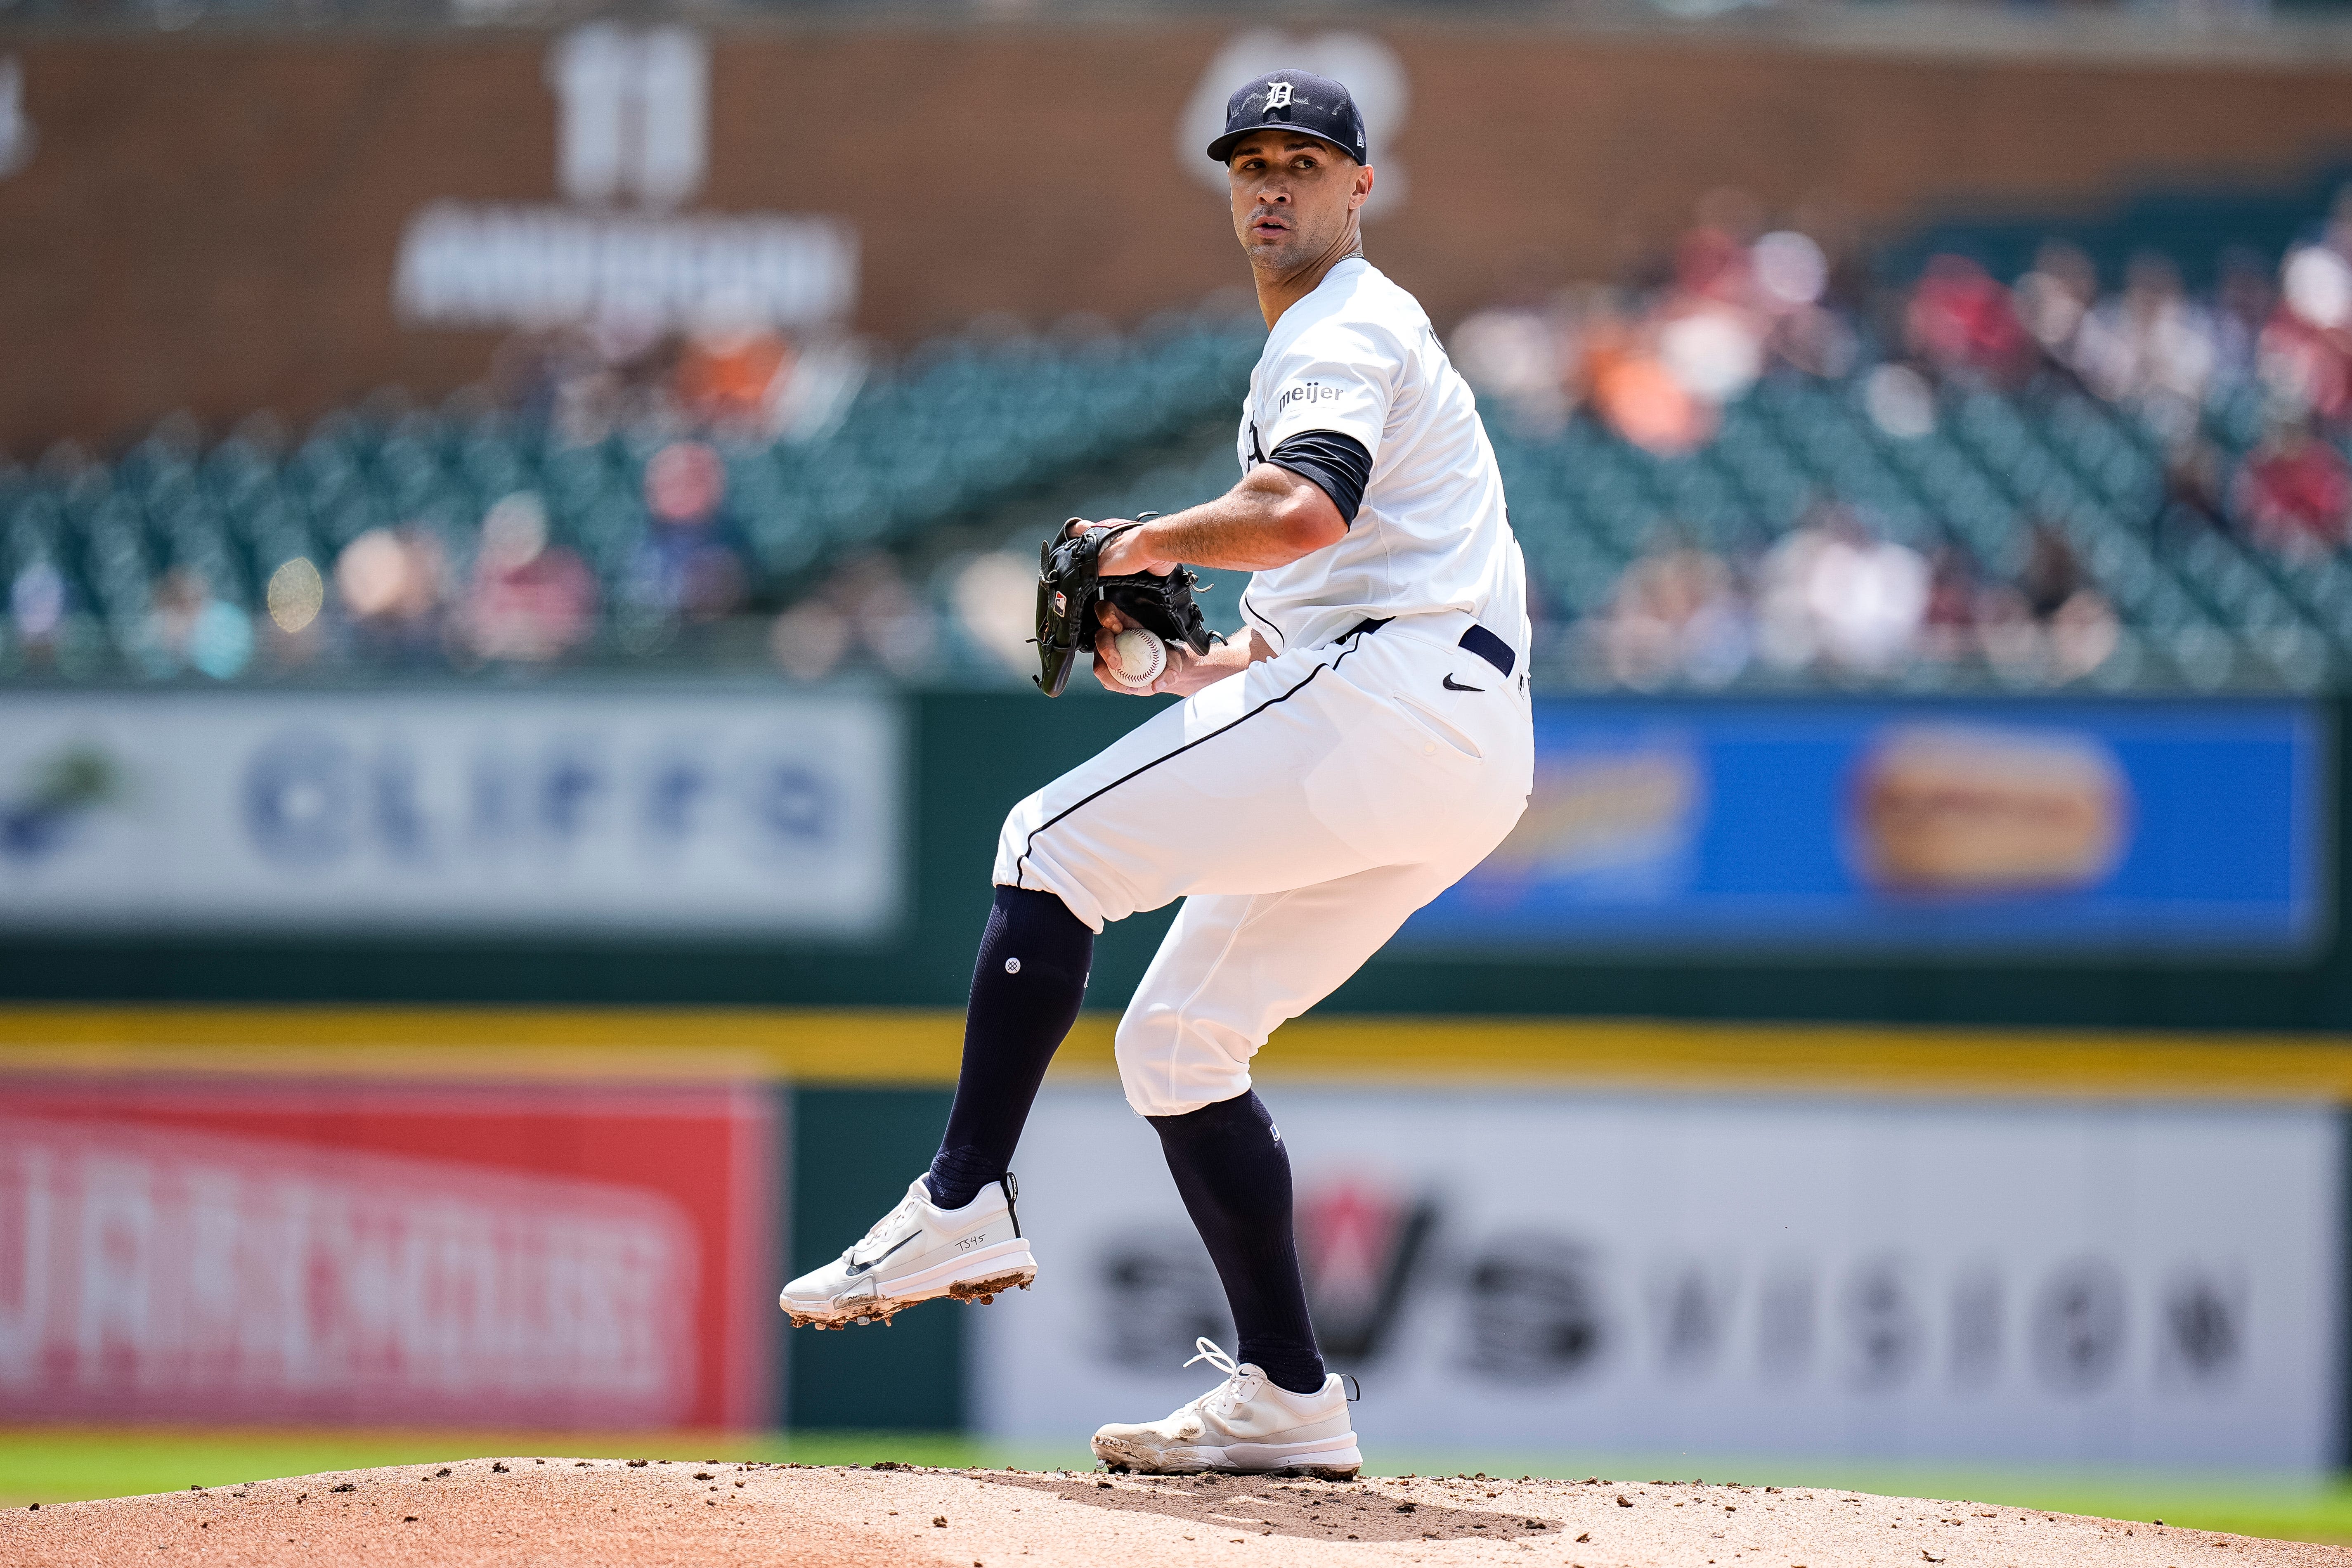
[994,609,1533,1117]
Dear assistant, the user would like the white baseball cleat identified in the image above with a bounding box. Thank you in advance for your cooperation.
[778,1174,1037,1330]
[1091,1337,1362,1479]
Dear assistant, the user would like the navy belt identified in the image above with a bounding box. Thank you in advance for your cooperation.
[1345,617,1516,678]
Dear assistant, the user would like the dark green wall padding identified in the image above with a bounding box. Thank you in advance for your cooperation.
[784,1086,960,1431]
[0,689,2346,1035]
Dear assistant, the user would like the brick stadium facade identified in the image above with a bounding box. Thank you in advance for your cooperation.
[2,18,2351,451]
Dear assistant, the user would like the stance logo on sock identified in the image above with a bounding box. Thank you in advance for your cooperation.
[1005,957,1021,974]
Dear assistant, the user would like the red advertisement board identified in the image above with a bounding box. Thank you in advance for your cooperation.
[0,1075,773,1428]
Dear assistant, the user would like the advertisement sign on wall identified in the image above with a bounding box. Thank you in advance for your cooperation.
[0,1075,774,1428]
[1400,699,2324,954]
[394,26,860,335]
[0,689,900,934]
[977,1087,2339,1469]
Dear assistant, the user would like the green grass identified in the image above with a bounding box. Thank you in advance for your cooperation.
[5,1429,2350,1544]
[1372,1452,2352,1545]
[0,1428,1079,1509]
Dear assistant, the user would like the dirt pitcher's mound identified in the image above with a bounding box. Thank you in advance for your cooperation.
[6,1459,2347,1568]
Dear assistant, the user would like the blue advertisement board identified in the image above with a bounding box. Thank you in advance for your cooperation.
[1398,699,2326,955]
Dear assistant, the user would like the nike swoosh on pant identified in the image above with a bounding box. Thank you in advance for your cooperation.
[1441,674,1484,692]
[842,1234,918,1276]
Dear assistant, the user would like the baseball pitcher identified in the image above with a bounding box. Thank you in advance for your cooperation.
[782,67,1534,1479]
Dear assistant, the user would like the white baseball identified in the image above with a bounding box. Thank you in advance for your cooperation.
[1111,628,1167,688]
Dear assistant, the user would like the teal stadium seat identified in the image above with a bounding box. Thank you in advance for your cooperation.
[7,280,2345,687]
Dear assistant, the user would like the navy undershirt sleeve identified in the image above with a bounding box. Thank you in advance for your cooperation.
[1265,430,1373,526]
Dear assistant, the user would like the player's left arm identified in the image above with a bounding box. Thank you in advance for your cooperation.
[1091,321,1388,695]
[1102,314,1389,583]
[1096,461,1347,577]
[1087,447,1364,695]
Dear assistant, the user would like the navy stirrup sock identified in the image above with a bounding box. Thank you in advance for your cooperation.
[926,886,1093,1211]
[1148,1090,1328,1397]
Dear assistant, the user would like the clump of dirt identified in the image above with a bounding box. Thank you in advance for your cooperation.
[5,1460,2342,1567]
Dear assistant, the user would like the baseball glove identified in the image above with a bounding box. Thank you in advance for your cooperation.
[1034,518,1220,697]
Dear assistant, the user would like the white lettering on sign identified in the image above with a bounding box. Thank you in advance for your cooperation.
[0,57,34,180]
[390,26,857,333]
[394,205,859,332]
[0,1117,697,1424]
[546,24,709,211]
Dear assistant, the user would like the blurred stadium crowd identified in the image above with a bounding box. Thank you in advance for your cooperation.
[1456,185,2352,692]
[0,306,1264,685]
[5,187,2352,693]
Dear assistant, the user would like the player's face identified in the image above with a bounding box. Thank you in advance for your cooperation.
[1227,133,1373,272]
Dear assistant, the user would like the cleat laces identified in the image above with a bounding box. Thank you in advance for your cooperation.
[843,1188,924,1267]
[1181,1337,1260,1420]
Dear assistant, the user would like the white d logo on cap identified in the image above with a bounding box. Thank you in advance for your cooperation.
[1264,80,1295,110]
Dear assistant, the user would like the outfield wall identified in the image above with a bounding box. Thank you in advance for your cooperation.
[0,686,2345,1034]
[5,682,2351,1454]
[0,1011,2344,1466]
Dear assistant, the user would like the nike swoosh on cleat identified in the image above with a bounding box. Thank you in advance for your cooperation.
[1441,674,1484,692]
[842,1234,917,1277]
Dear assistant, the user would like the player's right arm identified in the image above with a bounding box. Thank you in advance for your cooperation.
[1083,462,1341,696]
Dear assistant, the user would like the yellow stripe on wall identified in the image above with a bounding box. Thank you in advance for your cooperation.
[6,1006,2352,1102]
[0,1007,982,1084]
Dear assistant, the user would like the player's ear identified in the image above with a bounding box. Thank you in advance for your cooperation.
[1351,163,1374,212]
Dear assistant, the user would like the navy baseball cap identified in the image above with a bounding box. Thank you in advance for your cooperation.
[1206,69,1369,167]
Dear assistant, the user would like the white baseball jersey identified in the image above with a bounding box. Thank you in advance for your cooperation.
[996,255,1536,1119]
[1236,256,1529,656]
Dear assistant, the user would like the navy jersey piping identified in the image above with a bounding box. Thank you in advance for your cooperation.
[1012,633,1373,885]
